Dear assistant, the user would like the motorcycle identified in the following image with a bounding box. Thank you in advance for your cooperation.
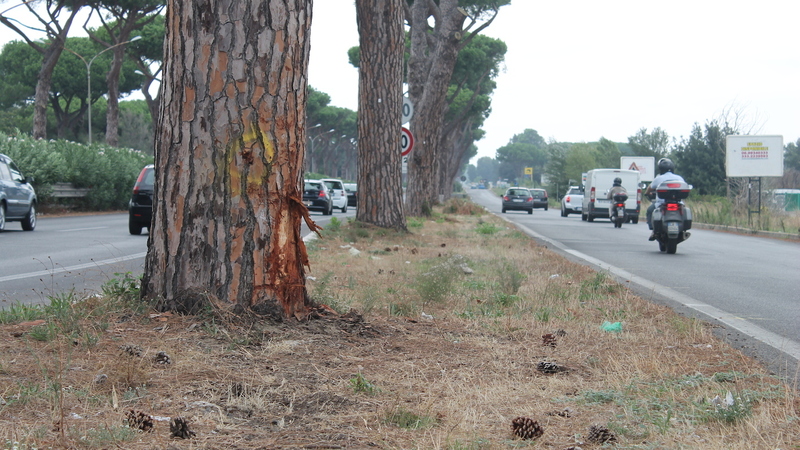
[610,192,628,228]
[650,181,693,254]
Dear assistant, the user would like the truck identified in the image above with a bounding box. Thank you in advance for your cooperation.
[581,169,641,223]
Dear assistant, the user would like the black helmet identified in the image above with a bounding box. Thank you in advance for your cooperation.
[613,177,622,186]
[657,158,675,175]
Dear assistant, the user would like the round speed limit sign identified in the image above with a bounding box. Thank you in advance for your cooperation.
[401,127,414,157]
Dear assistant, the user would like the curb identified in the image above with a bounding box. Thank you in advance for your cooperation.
[692,222,800,241]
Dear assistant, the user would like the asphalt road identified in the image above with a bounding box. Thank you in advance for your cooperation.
[468,188,800,381]
[0,209,354,307]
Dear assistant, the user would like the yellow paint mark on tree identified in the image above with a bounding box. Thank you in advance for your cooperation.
[226,120,275,199]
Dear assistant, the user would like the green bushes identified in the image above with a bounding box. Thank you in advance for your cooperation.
[0,131,152,210]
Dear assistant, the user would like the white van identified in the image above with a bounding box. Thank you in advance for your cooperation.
[581,169,641,223]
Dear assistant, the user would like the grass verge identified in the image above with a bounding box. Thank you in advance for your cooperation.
[0,201,797,449]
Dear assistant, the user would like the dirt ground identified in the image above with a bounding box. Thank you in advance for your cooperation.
[1,206,798,449]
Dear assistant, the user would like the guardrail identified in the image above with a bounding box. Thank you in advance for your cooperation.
[52,182,91,198]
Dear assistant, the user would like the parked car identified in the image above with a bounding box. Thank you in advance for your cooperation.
[0,153,37,231]
[501,187,534,214]
[128,164,154,235]
[303,179,333,215]
[560,186,584,217]
[344,182,358,207]
[530,188,549,210]
[321,178,348,212]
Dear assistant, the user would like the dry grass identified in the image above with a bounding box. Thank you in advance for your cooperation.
[1,202,798,449]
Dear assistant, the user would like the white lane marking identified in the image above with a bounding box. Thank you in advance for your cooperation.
[57,227,109,232]
[0,252,147,283]
[504,217,800,362]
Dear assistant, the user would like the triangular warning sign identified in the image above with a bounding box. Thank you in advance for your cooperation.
[628,162,639,171]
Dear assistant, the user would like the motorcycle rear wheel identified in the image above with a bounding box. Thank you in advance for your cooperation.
[666,238,678,254]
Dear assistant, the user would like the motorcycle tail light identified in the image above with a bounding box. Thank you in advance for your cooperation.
[666,203,680,212]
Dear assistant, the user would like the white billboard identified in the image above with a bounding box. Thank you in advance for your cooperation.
[725,135,784,177]
[620,156,656,182]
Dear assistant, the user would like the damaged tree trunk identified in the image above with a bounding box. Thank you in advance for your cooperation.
[141,0,316,320]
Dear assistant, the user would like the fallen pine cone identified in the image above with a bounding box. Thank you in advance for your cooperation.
[511,416,543,440]
[542,333,557,347]
[125,410,154,432]
[154,351,171,365]
[536,361,566,374]
[587,424,617,444]
[170,416,196,439]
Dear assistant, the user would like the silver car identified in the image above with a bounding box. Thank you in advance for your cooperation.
[560,186,583,217]
[0,153,37,231]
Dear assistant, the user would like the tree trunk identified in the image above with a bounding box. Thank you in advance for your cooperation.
[355,0,406,231]
[438,119,473,202]
[141,0,315,320]
[405,0,467,216]
[105,44,126,147]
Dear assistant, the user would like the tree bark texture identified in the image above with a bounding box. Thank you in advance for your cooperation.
[355,0,407,231]
[405,0,467,216]
[438,119,473,202]
[104,45,125,146]
[142,0,315,319]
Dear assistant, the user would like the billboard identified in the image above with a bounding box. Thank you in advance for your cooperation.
[725,135,784,177]
[620,157,655,182]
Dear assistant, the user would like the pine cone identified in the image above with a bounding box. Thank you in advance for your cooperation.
[511,416,543,440]
[154,351,171,365]
[542,333,557,347]
[170,416,196,439]
[120,344,143,357]
[536,361,566,374]
[125,410,154,432]
[587,424,617,444]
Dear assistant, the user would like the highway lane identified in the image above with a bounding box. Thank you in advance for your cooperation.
[0,210,354,306]
[468,188,800,379]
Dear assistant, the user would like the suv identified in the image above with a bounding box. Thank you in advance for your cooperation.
[0,153,37,231]
[501,187,534,214]
[303,179,334,215]
[560,186,583,217]
[321,178,348,212]
[530,188,548,210]
[129,164,154,235]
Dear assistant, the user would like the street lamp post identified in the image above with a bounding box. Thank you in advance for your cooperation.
[65,36,142,145]
[309,128,335,173]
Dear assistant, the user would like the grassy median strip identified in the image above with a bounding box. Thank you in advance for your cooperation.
[0,198,797,449]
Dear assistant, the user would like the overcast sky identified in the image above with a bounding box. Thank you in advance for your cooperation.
[308,1,800,164]
[2,1,797,165]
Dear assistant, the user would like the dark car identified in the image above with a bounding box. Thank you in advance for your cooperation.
[0,153,37,231]
[303,179,333,215]
[129,164,154,235]
[344,183,357,207]
[530,188,549,210]
[501,187,534,214]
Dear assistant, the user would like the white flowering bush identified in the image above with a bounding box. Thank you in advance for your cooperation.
[0,131,152,210]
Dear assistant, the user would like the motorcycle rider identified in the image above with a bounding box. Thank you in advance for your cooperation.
[606,177,628,220]
[645,158,685,241]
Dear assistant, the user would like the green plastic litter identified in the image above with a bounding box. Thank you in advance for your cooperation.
[601,321,622,332]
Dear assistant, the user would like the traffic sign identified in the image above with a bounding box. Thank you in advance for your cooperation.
[401,127,414,156]
[402,97,414,124]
